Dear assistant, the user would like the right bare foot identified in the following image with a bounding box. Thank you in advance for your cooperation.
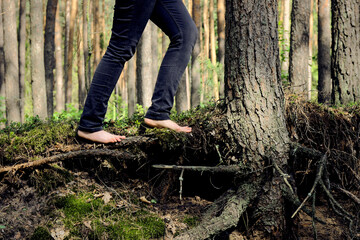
[144,118,192,133]
[77,129,126,144]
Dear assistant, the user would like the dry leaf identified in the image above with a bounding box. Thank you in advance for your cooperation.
[102,192,112,204]
[83,220,92,230]
[139,196,151,204]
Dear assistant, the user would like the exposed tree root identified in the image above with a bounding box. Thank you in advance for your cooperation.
[174,183,258,240]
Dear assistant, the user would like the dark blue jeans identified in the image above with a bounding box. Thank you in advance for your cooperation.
[78,0,198,133]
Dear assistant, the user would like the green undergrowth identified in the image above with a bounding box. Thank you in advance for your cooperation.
[42,192,165,239]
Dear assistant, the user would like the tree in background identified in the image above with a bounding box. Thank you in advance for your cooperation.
[317,0,331,104]
[331,0,360,104]
[18,0,26,122]
[191,0,201,107]
[209,0,219,101]
[44,0,59,117]
[281,0,291,79]
[55,1,65,113]
[289,0,311,97]
[2,0,21,123]
[0,0,5,115]
[30,0,48,119]
[217,0,225,99]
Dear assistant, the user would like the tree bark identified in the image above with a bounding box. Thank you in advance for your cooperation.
[317,0,332,104]
[176,70,189,113]
[190,0,201,107]
[289,0,311,97]
[63,0,70,106]
[18,0,26,123]
[136,22,153,109]
[127,55,136,117]
[83,0,91,94]
[217,0,225,99]
[31,0,48,119]
[55,1,65,113]
[0,0,4,105]
[281,0,291,79]
[65,0,78,106]
[44,0,58,118]
[224,0,290,237]
[209,0,219,101]
[202,0,209,101]
[331,0,360,104]
[92,0,101,70]
[78,13,86,109]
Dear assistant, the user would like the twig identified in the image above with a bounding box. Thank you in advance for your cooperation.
[291,154,327,218]
[179,169,184,201]
[152,164,241,173]
[334,185,360,205]
[0,149,136,174]
[312,191,318,240]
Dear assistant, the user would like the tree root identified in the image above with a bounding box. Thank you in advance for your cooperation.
[174,183,258,240]
[152,164,242,173]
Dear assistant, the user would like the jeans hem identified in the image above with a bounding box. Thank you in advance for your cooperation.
[77,125,103,133]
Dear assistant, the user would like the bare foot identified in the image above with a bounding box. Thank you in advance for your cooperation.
[77,129,126,144]
[144,118,192,133]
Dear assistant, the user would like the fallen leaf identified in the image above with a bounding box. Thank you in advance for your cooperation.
[83,221,92,230]
[140,196,151,204]
[102,192,112,204]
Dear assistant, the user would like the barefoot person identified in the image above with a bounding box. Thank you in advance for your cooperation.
[77,0,197,143]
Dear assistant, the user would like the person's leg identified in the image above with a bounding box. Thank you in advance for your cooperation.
[144,0,198,132]
[77,0,156,143]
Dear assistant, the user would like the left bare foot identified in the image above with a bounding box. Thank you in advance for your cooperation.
[144,118,192,133]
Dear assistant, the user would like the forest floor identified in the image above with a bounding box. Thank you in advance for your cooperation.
[0,99,359,239]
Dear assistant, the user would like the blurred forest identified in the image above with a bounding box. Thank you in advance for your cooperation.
[1,0,357,127]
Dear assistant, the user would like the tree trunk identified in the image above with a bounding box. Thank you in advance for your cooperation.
[176,70,189,113]
[331,0,360,104]
[151,22,158,88]
[289,0,311,97]
[30,0,48,119]
[202,0,209,102]
[317,0,331,104]
[18,0,26,123]
[65,0,78,106]
[209,0,219,101]
[83,0,91,94]
[63,0,70,106]
[127,55,136,117]
[308,0,314,101]
[44,0,58,118]
[93,0,100,70]
[136,22,153,109]
[78,13,86,109]
[191,0,201,107]
[0,0,5,126]
[281,0,291,79]
[55,1,65,113]
[224,0,290,237]
[100,0,106,56]
[217,0,225,99]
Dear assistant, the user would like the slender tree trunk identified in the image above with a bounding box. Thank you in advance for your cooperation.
[289,0,311,96]
[317,0,331,104]
[176,70,189,113]
[202,0,209,101]
[2,0,21,123]
[217,0,225,99]
[0,0,5,125]
[18,0,26,123]
[30,0,48,119]
[100,0,106,56]
[55,0,65,112]
[331,0,360,104]
[136,23,153,109]
[308,0,314,101]
[64,0,70,106]
[209,0,219,100]
[65,0,78,106]
[151,22,158,88]
[190,0,201,107]
[78,13,86,109]
[93,0,100,69]
[83,0,91,92]
[127,55,136,117]
[225,0,290,237]
[281,0,291,78]
[44,0,58,118]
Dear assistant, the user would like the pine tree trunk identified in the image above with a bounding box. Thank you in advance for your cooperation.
[209,0,219,100]
[63,0,70,105]
[83,0,91,92]
[136,23,153,109]
[0,0,5,125]
[44,0,58,118]
[2,0,21,123]
[127,55,136,117]
[202,0,209,102]
[151,22,158,88]
[331,0,360,104]
[308,0,314,101]
[93,0,101,69]
[217,0,225,99]
[289,0,311,97]
[55,1,65,112]
[78,13,86,109]
[176,70,189,113]
[18,0,26,123]
[317,0,331,104]
[281,0,291,79]
[30,0,48,119]
[65,0,78,106]
[191,0,201,107]
[225,0,290,237]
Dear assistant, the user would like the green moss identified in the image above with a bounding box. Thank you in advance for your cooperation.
[30,226,53,240]
[30,167,73,194]
[182,215,200,228]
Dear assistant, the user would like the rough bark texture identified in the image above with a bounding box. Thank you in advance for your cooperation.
[83,0,91,94]
[136,23,153,109]
[78,14,86,109]
[31,0,48,119]
[209,0,219,100]
[44,0,58,117]
[289,0,311,96]
[191,0,201,107]
[0,0,4,105]
[176,70,189,113]
[127,56,136,117]
[93,0,101,70]
[224,0,290,237]
[217,0,225,99]
[331,0,360,104]
[2,0,21,123]
[55,2,65,112]
[18,0,26,123]
[317,0,332,104]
